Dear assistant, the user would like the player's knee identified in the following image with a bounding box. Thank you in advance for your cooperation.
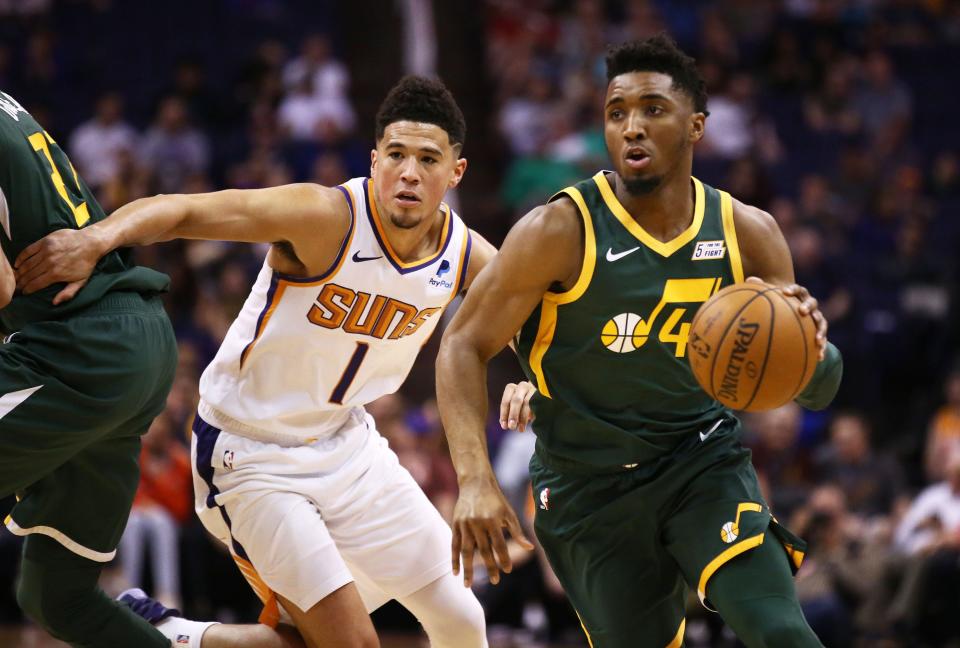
[15,574,86,640]
[423,592,487,648]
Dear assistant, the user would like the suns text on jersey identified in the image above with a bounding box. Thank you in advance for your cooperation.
[306,283,440,340]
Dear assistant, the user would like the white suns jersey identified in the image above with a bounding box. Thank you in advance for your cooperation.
[198,177,472,444]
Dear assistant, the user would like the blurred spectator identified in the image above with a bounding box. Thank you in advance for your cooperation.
[140,96,211,194]
[925,370,960,481]
[280,33,355,136]
[854,50,913,153]
[119,412,193,610]
[499,72,556,157]
[68,91,139,191]
[890,449,960,645]
[895,448,960,556]
[745,403,813,517]
[803,62,861,137]
[815,411,904,517]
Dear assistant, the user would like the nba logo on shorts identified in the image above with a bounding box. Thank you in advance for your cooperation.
[176,635,190,645]
[539,488,550,510]
[223,450,235,469]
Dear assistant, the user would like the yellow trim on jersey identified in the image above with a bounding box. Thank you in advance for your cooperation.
[666,618,686,648]
[720,190,744,283]
[594,171,705,257]
[549,186,597,304]
[574,610,595,648]
[527,186,597,398]
[366,179,452,269]
[529,300,559,398]
[697,502,765,605]
[783,543,806,570]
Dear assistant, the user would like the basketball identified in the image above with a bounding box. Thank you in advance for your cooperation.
[687,282,818,412]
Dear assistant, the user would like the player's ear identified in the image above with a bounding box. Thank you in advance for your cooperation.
[449,156,467,188]
[689,112,705,143]
[370,148,378,175]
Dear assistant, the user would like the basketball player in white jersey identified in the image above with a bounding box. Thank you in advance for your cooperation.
[15,76,525,648]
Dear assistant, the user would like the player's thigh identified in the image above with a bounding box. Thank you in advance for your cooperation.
[325,442,453,611]
[7,427,145,562]
[663,439,805,610]
[530,458,687,648]
[191,426,358,617]
[0,307,176,497]
[276,583,378,648]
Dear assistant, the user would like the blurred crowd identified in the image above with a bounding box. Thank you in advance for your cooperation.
[1,0,960,646]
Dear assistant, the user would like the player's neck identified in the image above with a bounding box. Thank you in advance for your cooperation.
[613,171,695,243]
[376,199,446,262]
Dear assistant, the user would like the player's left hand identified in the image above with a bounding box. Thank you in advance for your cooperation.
[14,228,100,305]
[747,276,828,360]
[499,381,536,431]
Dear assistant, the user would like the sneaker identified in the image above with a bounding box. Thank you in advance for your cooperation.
[117,588,181,625]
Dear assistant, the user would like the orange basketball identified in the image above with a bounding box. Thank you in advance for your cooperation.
[687,281,818,412]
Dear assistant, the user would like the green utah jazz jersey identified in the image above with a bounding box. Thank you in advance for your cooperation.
[515,171,745,468]
[0,91,168,332]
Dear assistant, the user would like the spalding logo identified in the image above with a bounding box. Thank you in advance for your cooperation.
[717,319,760,402]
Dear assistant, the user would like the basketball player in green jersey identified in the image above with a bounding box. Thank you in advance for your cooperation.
[0,93,314,648]
[0,91,181,647]
[437,36,843,647]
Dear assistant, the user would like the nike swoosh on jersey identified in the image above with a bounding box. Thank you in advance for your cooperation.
[606,247,641,262]
[352,251,384,263]
[699,419,723,442]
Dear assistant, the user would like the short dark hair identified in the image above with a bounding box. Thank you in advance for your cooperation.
[605,34,709,115]
[375,75,466,150]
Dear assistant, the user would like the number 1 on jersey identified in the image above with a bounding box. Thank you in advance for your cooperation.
[28,131,90,227]
[329,341,369,404]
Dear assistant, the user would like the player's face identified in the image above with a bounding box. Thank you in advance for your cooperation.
[604,72,704,195]
[371,121,466,229]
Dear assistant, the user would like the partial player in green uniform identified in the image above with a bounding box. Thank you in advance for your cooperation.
[0,90,179,647]
[2,92,311,648]
[436,36,843,648]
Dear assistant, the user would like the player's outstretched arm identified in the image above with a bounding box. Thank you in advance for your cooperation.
[437,198,582,587]
[735,199,843,409]
[14,183,349,300]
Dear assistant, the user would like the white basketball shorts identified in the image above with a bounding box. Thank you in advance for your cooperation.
[190,409,452,623]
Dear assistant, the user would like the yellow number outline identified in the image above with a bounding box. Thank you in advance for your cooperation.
[28,131,90,227]
[633,277,722,357]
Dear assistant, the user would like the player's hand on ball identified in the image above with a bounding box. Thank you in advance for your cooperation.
[746,276,828,360]
[499,381,536,431]
[15,228,101,304]
[452,477,534,587]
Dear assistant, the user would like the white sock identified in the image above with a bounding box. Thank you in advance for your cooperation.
[155,616,219,648]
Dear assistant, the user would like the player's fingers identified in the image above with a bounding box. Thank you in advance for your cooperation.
[507,511,535,550]
[52,279,87,306]
[471,524,500,584]
[19,267,56,294]
[507,389,527,430]
[489,525,512,579]
[499,383,516,429]
[451,525,462,576]
[519,387,535,432]
[13,248,47,283]
[461,532,476,587]
[14,239,45,270]
[798,295,818,317]
[744,275,764,284]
